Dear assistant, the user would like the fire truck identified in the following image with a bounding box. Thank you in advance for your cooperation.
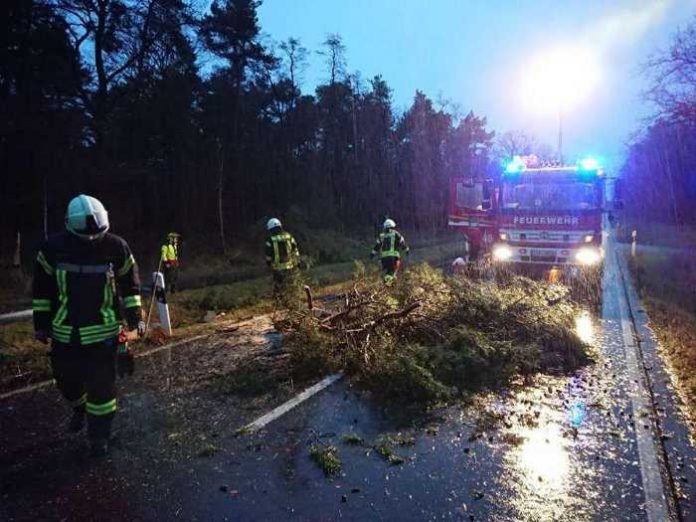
[448,155,607,272]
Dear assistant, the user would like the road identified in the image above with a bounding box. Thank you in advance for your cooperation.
[1,238,694,521]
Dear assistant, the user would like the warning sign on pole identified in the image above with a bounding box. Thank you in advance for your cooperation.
[153,271,172,336]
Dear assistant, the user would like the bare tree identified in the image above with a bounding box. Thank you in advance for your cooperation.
[279,37,308,95]
[644,16,696,124]
[495,130,538,159]
[54,0,170,146]
[318,33,346,85]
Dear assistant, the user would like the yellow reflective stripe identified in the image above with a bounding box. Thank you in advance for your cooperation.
[86,399,117,415]
[117,255,135,277]
[79,323,119,334]
[80,324,120,344]
[53,270,68,327]
[36,251,54,275]
[100,281,116,325]
[32,299,51,312]
[123,295,141,308]
[51,330,71,343]
[272,240,280,266]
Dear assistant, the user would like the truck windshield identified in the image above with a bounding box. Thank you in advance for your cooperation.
[501,181,600,211]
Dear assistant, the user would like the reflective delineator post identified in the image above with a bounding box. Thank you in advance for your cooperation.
[153,271,172,336]
[631,230,637,258]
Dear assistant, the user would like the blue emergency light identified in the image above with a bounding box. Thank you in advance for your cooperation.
[504,157,525,174]
[578,157,600,171]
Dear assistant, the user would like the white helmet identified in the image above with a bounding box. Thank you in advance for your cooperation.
[266,218,282,231]
[65,194,109,241]
[383,218,396,230]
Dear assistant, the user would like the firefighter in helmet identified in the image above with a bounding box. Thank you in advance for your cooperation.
[264,218,300,300]
[32,195,144,457]
[371,218,410,285]
[160,232,180,293]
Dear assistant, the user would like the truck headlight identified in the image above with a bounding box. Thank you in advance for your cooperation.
[584,234,594,243]
[492,244,513,262]
[576,247,601,265]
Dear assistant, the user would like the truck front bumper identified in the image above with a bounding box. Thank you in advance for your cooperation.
[491,244,603,267]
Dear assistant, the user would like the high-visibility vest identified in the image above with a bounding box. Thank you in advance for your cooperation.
[267,232,299,271]
[161,244,178,263]
[373,230,408,259]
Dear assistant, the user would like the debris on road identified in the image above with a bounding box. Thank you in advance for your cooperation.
[281,263,591,405]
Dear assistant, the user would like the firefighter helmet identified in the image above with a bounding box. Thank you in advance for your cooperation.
[383,218,396,230]
[266,218,282,231]
[65,195,109,241]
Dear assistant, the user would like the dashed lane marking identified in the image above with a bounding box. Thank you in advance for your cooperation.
[241,373,344,433]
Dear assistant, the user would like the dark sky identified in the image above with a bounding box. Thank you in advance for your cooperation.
[258,0,695,170]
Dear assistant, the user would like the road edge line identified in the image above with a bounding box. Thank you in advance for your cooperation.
[615,249,675,521]
[241,373,344,433]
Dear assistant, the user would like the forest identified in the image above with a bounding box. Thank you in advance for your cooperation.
[2,0,695,264]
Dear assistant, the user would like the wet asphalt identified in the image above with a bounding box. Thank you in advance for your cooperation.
[1,242,695,521]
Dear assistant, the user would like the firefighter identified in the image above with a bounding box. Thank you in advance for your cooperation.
[264,218,300,300]
[32,195,144,457]
[371,218,410,285]
[160,232,180,293]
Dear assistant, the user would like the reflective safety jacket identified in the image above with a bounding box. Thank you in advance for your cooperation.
[161,243,178,264]
[265,232,299,271]
[33,232,142,346]
[372,230,409,259]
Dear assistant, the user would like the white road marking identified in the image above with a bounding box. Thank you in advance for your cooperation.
[0,379,55,400]
[241,373,344,433]
[134,333,213,359]
[0,309,32,325]
[612,249,672,522]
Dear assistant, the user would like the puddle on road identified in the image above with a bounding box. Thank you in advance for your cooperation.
[575,310,595,345]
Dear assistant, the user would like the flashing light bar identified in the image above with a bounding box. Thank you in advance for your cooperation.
[503,155,603,176]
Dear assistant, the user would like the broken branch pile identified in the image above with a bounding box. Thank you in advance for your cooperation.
[279,263,591,404]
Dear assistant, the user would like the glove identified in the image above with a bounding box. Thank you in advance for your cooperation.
[35,331,49,344]
[137,320,146,337]
[117,343,135,378]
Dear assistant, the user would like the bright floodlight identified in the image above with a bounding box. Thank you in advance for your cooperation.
[519,46,601,114]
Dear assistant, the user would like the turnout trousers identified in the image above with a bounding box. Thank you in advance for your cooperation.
[50,340,118,441]
[163,263,179,293]
[380,256,401,284]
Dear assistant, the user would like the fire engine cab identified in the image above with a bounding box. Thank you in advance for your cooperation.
[448,155,606,270]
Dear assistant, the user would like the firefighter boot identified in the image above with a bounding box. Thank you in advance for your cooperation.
[87,411,114,458]
[68,406,85,433]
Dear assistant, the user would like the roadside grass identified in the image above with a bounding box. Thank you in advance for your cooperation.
[645,300,696,424]
[281,263,591,406]
[618,221,696,249]
[629,247,696,432]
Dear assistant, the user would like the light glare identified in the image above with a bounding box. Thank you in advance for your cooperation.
[519,46,601,114]
[493,244,513,261]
